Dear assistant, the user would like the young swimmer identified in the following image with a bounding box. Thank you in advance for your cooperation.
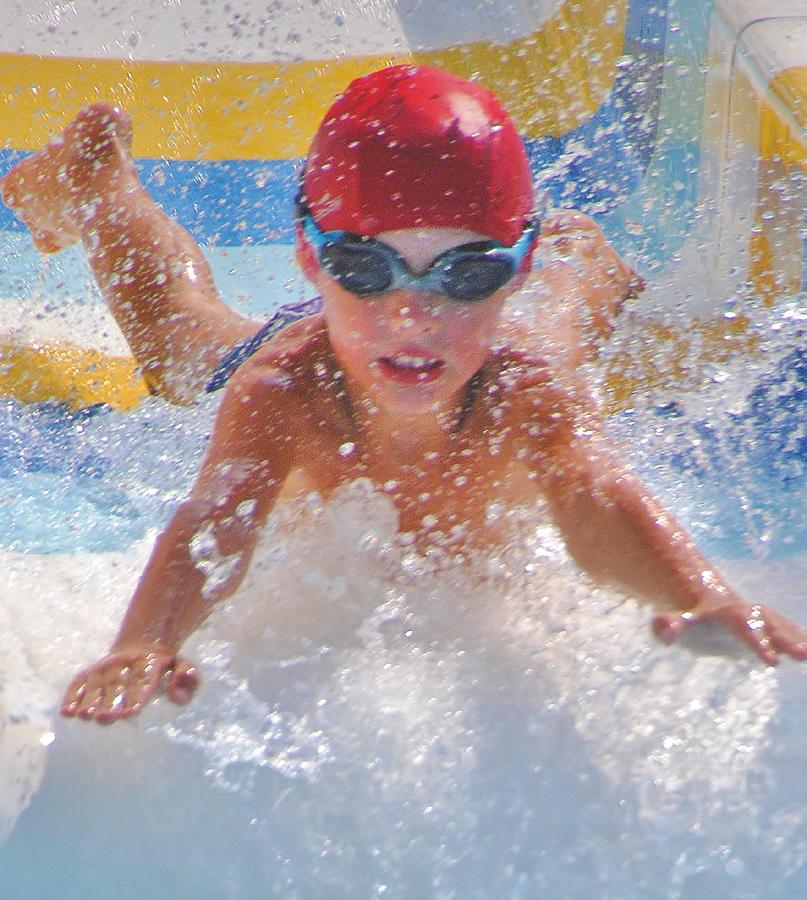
[3,65,807,726]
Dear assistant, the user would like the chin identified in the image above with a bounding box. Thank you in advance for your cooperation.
[375,382,459,418]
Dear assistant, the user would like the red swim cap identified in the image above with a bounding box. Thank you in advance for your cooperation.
[302,65,533,246]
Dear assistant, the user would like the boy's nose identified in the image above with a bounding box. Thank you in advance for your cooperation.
[387,291,441,332]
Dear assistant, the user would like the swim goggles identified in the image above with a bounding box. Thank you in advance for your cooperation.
[296,197,538,302]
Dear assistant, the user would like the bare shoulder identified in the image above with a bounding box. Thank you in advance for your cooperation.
[488,329,603,444]
[208,314,345,459]
[201,317,323,444]
[215,314,332,405]
[237,313,329,380]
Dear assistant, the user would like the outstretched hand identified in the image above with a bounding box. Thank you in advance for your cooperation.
[653,600,807,666]
[61,644,199,724]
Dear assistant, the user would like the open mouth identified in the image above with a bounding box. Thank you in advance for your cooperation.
[377,353,446,385]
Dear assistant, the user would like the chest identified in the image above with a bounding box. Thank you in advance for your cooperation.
[288,424,541,546]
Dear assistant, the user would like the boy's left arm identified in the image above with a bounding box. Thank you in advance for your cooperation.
[535,394,807,665]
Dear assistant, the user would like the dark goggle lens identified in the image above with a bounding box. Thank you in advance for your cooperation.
[320,243,392,295]
[318,237,520,301]
[442,256,515,301]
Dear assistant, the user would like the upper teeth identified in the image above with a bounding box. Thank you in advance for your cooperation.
[391,355,435,368]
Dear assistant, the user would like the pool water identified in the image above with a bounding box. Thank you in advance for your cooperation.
[0,286,803,898]
[0,396,212,553]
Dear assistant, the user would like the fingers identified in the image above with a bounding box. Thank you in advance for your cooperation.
[623,271,646,301]
[165,661,200,706]
[60,671,93,719]
[762,609,807,661]
[61,661,157,724]
[61,672,126,723]
[652,607,779,665]
[60,652,195,724]
[652,605,807,666]
[725,605,780,667]
[651,610,691,645]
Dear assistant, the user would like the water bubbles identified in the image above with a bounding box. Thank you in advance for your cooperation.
[338,441,356,458]
[725,857,745,876]
[235,498,256,519]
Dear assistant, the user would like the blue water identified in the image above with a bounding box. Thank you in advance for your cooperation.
[609,340,807,561]
[0,398,201,552]
[0,379,805,900]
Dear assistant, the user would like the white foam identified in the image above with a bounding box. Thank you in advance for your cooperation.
[155,486,801,883]
[1,480,806,896]
[0,540,150,839]
[0,297,130,355]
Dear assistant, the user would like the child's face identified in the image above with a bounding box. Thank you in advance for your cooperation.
[313,227,514,417]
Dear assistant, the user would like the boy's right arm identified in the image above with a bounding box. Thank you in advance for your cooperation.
[61,363,299,724]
